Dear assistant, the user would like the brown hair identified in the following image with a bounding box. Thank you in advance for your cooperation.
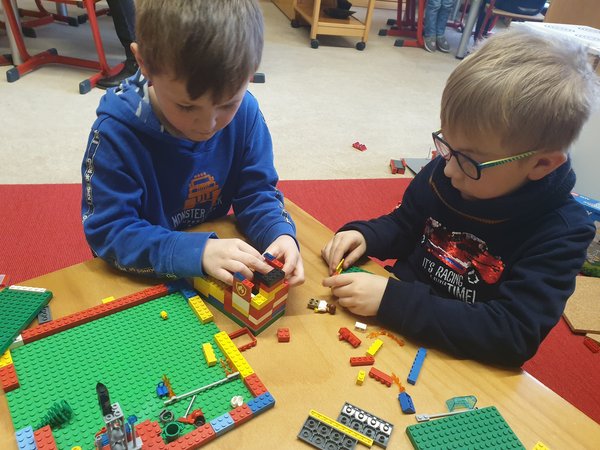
[135,0,264,102]
[441,27,599,153]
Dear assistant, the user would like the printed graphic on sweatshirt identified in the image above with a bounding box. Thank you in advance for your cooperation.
[171,172,222,228]
[420,217,505,303]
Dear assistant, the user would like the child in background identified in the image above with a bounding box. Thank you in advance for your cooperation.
[322,28,598,366]
[81,0,304,286]
[423,0,455,52]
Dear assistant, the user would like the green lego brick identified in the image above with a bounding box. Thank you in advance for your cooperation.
[342,266,372,275]
[406,406,525,450]
[0,287,52,355]
[6,292,256,448]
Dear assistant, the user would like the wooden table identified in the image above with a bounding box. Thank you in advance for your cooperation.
[1,200,599,449]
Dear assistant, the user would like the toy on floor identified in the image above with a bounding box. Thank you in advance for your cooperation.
[352,142,367,151]
[308,298,337,314]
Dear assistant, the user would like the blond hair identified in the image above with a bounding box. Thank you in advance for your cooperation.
[135,0,263,102]
[441,27,599,153]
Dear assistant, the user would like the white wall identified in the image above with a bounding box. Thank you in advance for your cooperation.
[571,110,600,199]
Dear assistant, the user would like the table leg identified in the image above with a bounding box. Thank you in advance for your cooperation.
[455,0,483,59]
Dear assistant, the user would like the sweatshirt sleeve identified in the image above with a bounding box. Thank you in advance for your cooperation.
[231,107,297,251]
[376,220,595,366]
[81,126,215,278]
[340,171,427,261]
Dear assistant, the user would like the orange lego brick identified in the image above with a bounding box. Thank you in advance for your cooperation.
[33,425,58,450]
[369,367,392,387]
[0,363,19,392]
[230,404,253,425]
[244,373,268,397]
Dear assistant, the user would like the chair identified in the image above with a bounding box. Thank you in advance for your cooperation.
[476,0,545,40]
[2,0,123,93]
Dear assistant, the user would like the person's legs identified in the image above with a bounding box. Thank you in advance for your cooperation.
[97,0,138,89]
[435,0,454,52]
[424,0,442,52]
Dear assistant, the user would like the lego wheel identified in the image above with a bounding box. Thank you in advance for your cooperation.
[310,39,319,49]
[291,19,301,28]
[356,42,366,51]
[6,67,20,83]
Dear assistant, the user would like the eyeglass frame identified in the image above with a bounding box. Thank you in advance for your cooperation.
[432,130,537,180]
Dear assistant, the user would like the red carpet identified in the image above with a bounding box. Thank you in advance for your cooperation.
[1,181,599,424]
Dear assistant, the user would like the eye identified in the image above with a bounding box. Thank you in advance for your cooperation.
[177,104,195,112]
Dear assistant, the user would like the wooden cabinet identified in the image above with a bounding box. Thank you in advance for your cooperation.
[291,0,377,49]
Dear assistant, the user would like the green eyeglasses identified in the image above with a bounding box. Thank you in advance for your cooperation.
[432,130,537,180]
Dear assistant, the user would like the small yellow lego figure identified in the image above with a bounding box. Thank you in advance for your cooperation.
[160,310,169,320]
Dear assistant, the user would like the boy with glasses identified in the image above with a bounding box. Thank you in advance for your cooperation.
[321,28,598,366]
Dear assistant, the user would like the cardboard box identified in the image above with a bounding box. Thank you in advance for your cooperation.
[573,192,600,276]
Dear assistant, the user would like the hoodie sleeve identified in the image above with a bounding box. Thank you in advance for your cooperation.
[81,126,215,278]
[231,106,297,251]
[376,218,594,366]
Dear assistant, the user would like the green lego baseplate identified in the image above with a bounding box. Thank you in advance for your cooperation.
[342,266,373,275]
[0,286,52,355]
[406,406,525,450]
[6,291,259,448]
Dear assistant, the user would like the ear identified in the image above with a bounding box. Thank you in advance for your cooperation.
[527,151,568,181]
[130,43,150,80]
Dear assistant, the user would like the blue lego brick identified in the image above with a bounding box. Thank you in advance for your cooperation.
[247,392,275,415]
[166,279,192,293]
[446,395,477,411]
[298,415,358,450]
[337,402,394,448]
[407,348,427,385]
[180,287,200,300]
[210,412,235,436]
[398,392,415,414]
[15,426,37,450]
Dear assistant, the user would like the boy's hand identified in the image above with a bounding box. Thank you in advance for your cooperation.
[321,230,367,275]
[322,273,387,316]
[202,238,273,285]
[264,235,305,286]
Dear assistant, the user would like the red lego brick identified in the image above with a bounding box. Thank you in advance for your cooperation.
[0,363,19,392]
[33,425,58,450]
[350,355,375,366]
[22,284,170,343]
[277,328,290,342]
[228,327,257,352]
[166,422,216,449]
[135,420,166,449]
[230,404,253,425]
[244,373,268,397]
[338,327,361,348]
[352,141,367,151]
[263,253,284,270]
[584,336,600,353]
[369,367,392,387]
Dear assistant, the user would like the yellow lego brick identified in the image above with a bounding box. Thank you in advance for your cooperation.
[208,278,227,303]
[366,339,384,357]
[214,331,254,378]
[188,296,214,324]
[0,350,13,368]
[250,293,269,310]
[532,442,551,450]
[356,369,365,386]
[202,342,217,367]
[101,296,115,304]
[309,410,373,447]
[193,277,211,297]
[258,281,286,302]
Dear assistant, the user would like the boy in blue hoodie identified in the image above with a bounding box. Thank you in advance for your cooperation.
[321,29,598,366]
[81,0,304,286]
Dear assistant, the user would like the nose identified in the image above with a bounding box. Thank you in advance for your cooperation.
[443,153,460,178]
[194,111,217,132]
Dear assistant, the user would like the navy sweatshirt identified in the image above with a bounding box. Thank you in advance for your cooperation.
[81,73,295,278]
[341,157,594,366]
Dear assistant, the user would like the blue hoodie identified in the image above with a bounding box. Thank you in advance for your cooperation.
[81,74,295,278]
[341,157,594,366]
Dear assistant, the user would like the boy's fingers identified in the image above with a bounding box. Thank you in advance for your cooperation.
[322,274,352,288]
